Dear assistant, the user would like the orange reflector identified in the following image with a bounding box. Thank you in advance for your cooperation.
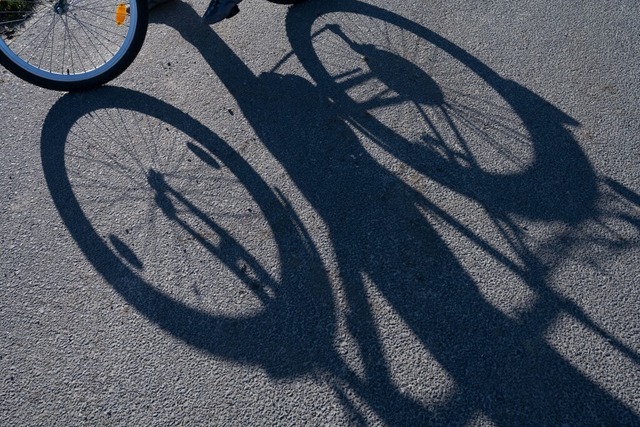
[115,3,127,26]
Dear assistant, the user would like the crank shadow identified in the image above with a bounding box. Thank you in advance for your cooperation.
[41,0,640,425]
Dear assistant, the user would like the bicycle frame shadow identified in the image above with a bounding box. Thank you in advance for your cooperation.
[40,0,640,425]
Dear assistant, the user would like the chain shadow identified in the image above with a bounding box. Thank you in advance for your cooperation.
[39,0,640,425]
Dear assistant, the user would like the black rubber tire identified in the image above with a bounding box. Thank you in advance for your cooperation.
[0,0,148,91]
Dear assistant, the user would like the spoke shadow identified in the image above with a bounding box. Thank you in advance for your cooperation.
[40,0,640,425]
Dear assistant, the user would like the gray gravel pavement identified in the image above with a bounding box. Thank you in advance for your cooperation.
[1,0,639,425]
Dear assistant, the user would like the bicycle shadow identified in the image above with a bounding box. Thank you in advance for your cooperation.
[40,0,640,425]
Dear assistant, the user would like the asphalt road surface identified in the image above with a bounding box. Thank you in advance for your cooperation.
[1,0,639,425]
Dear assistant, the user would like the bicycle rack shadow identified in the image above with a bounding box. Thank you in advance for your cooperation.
[40,0,640,425]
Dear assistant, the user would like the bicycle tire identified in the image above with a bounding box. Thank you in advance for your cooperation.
[0,0,148,91]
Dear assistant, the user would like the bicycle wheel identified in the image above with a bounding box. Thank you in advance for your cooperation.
[0,0,148,91]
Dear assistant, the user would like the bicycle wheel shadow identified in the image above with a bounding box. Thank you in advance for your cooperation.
[40,87,338,377]
[41,0,640,425]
